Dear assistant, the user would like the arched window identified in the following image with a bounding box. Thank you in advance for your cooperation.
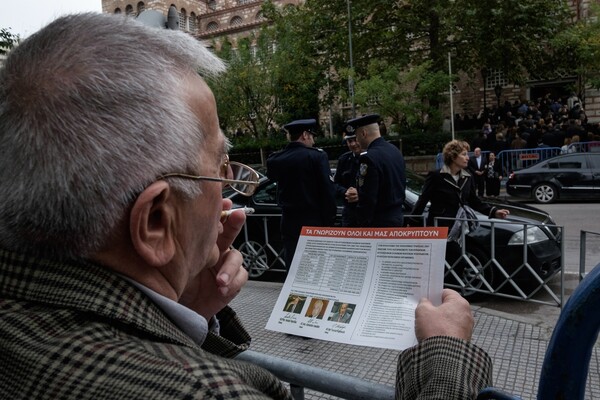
[255,11,264,20]
[179,8,187,30]
[208,0,217,11]
[206,21,218,31]
[189,12,197,32]
[136,2,145,15]
[230,16,243,26]
[125,5,134,16]
[237,0,252,4]
[114,8,122,14]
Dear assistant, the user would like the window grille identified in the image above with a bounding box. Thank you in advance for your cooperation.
[231,16,243,26]
[207,21,218,31]
[208,0,217,11]
[136,2,145,16]
[189,13,197,32]
[485,69,508,90]
[179,9,187,30]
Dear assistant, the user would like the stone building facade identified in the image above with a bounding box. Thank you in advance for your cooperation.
[101,0,301,49]
[101,0,600,125]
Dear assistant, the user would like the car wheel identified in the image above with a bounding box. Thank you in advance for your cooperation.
[449,246,495,298]
[238,240,269,278]
[533,183,557,204]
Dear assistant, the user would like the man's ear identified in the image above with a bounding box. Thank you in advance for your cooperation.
[130,181,177,267]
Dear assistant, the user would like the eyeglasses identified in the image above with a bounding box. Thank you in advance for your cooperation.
[158,155,260,196]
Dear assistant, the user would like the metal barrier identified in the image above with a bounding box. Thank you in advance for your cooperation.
[435,147,560,175]
[235,350,395,400]
[495,147,561,175]
[238,214,287,277]
[579,230,600,281]
[429,216,564,307]
[567,140,600,153]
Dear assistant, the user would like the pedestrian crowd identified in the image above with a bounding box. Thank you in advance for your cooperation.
[465,94,600,156]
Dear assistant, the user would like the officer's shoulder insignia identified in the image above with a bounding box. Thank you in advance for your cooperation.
[359,163,368,176]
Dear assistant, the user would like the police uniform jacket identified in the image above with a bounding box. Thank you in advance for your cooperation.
[267,142,337,236]
[0,248,493,399]
[410,165,497,228]
[333,151,361,226]
[356,137,406,227]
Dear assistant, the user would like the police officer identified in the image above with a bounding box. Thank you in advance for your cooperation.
[267,119,337,268]
[346,114,406,227]
[334,128,362,226]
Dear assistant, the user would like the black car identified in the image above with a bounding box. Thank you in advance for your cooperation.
[506,152,600,204]
[227,170,562,297]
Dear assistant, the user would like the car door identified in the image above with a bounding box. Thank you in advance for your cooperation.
[551,154,594,198]
[587,154,600,199]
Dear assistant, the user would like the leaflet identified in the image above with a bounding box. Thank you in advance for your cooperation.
[265,226,447,350]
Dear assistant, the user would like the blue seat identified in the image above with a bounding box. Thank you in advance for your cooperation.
[478,262,600,400]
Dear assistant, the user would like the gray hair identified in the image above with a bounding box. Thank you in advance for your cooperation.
[0,13,226,259]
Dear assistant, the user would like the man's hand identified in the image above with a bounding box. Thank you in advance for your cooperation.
[179,199,248,320]
[345,187,358,203]
[415,289,474,342]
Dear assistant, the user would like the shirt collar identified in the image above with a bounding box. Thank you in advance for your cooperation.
[122,276,209,346]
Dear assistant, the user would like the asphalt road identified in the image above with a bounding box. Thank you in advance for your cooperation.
[510,200,600,275]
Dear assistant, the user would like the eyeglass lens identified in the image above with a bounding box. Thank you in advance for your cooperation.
[228,161,259,195]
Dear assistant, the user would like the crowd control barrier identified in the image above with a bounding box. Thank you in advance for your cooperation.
[235,350,395,400]
[477,261,600,400]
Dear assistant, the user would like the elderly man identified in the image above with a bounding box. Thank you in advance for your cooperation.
[0,13,492,400]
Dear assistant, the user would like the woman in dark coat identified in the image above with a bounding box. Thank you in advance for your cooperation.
[410,140,510,284]
[484,152,503,198]
[411,140,510,229]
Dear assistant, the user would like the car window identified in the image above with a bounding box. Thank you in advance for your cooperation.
[253,181,278,204]
[558,155,587,169]
[588,155,600,169]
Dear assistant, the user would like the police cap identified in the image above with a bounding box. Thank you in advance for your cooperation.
[344,114,380,134]
[283,119,318,136]
[342,124,357,144]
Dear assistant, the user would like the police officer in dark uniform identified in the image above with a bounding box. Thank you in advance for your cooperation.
[267,119,337,268]
[346,114,406,227]
[334,128,362,226]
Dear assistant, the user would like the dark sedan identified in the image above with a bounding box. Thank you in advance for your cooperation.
[507,153,600,203]
[226,170,562,297]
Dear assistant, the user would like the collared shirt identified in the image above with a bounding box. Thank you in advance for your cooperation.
[124,277,219,346]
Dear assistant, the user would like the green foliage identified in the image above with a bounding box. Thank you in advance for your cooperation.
[0,27,19,54]
[455,0,571,85]
[209,0,573,142]
[551,3,600,90]
[354,60,450,134]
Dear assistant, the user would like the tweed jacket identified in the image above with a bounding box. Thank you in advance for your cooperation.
[0,249,291,400]
[0,248,493,399]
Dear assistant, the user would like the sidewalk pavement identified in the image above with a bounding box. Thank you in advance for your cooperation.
[231,280,600,400]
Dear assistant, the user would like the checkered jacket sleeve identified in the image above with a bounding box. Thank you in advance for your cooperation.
[395,336,493,399]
